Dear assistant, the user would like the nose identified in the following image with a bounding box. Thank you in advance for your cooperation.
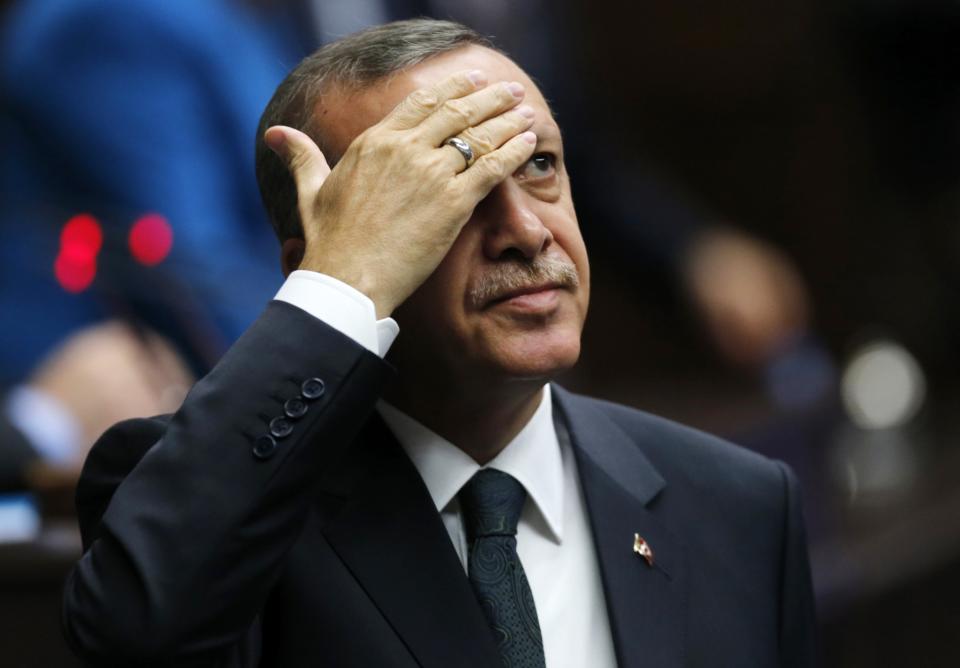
[478,181,553,261]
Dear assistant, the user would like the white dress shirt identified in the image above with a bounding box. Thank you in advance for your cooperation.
[275,270,618,667]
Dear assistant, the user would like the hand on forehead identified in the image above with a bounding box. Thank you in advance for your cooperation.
[405,46,548,109]
[319,45,555,156]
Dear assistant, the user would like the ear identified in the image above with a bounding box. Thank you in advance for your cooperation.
[281,238,306,277]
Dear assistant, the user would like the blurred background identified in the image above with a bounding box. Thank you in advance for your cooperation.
[1,0,958,665]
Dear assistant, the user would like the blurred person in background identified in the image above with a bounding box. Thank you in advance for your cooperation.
[0,0,299,375]
[0,0,298,488]
[0,321,192,493]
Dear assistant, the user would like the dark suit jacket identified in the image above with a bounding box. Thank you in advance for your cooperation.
[62,301,816,667]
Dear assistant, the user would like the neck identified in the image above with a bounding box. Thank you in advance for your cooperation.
[383,379,546,465]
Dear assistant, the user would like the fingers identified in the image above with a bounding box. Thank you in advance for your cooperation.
[367,68,532,178]
[385,69,488,130]
[264,125,332,207]
[416,80,526,147]
[457,130,538,196]
[441,104,536,171]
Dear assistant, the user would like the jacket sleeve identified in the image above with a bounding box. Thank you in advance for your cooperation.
[62,301,393,666]
[775,461,818,668]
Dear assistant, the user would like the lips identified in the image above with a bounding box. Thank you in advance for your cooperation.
[486,283,563,307]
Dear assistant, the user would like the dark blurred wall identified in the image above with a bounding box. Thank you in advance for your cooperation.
[568,0,960,392]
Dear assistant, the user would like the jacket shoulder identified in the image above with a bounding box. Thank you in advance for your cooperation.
[566,392,790,510]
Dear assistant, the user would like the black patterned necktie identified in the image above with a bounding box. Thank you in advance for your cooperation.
[459,469,547,668]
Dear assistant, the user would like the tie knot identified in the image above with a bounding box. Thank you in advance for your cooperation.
[459,469,527,539]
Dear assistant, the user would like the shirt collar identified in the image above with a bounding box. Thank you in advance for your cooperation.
[376,386,564,542]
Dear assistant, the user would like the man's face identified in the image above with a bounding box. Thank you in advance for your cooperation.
[319,45,590,388]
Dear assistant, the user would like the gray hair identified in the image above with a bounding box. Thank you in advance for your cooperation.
[255,19,498,242]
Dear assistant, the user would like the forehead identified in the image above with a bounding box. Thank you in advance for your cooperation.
[317,45,560,157]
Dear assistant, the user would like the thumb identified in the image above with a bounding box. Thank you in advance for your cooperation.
[264,125,332,200]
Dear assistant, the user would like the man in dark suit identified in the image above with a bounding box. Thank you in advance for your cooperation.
[62,19,816,667]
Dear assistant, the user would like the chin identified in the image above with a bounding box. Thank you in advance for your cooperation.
[485,329,582,381]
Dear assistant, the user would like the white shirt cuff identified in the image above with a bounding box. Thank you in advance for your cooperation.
[274,270,399,357]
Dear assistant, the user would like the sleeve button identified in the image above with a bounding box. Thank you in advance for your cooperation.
[284,397,308,419]
[253,434,278,460]
[269,416,294,439]
[301,378,326,400]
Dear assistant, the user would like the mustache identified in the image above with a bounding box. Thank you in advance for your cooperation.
[468,255,580,309]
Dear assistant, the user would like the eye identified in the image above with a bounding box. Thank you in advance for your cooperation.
[517,153,556,181]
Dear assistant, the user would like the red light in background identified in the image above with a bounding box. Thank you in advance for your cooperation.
[54,251,97,293]
[129,213,173,266]
[54,213,102,293]
[59,214,102,260]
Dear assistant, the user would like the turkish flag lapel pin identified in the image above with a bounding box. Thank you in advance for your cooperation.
[633,533,654,567]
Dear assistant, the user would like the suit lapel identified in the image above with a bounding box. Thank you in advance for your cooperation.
[553,386,687,668]
[320,416,501,668]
